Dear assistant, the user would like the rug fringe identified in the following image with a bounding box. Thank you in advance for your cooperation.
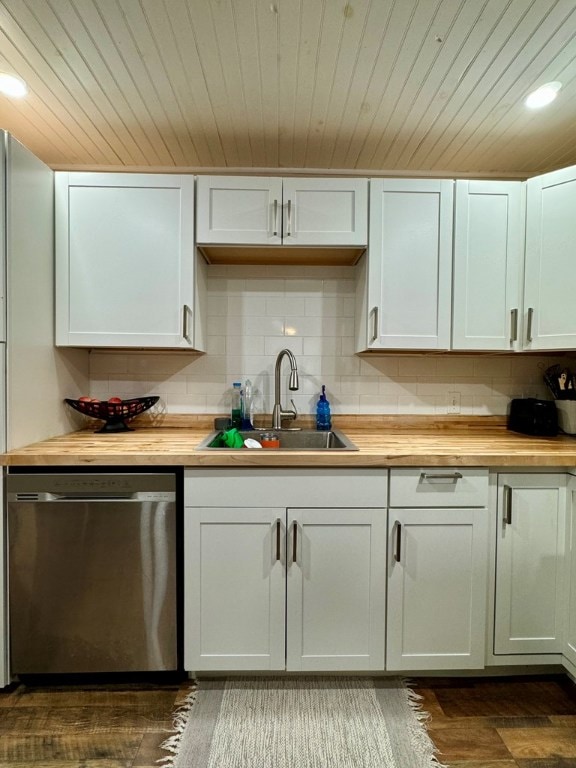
[401,678,449,768]
[157,681,198,767]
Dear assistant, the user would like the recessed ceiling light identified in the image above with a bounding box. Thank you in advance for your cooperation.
[0,73,27,98]
[525,81,562,109]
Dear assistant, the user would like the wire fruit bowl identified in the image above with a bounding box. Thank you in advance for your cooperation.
[65,396,159,433]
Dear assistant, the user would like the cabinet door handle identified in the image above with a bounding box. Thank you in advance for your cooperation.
[183,304,192,343]
[273,199,279,237]
[394,521,402,563]
[420,472,463,481]
[526,307,534,343]
[370,306,379,343]
[510,308,518,343]
[286,199,292,237]
[504,484,512,525]
[292,520,298,563]
[275,519,282,561]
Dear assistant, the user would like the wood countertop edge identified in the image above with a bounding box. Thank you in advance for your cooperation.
[4,450,576,468]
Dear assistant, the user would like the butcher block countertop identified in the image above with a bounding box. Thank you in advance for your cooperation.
[3,415,576,468]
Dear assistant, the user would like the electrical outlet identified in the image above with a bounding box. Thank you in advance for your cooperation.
[447,391,461,414]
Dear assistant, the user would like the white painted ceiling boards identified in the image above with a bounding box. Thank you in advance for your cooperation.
[0,0,574,177]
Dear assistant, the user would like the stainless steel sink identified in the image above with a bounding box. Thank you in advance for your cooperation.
[197,428,359,451]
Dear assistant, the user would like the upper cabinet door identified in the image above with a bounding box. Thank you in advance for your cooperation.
[367,179,454,350]
[55,172,201,349]
[196,176,283,245]
[281,178,368,246]
[452,181,524,351]
[525,165,576,350]
[196,175,368,247]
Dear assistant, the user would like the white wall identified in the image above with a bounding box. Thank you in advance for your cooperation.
[89,265,567,419]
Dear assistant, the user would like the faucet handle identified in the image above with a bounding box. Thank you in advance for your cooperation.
[290,399,298,420]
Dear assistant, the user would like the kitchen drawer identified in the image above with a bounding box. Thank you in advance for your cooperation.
[389,468,488,508]
[185,468,388,508]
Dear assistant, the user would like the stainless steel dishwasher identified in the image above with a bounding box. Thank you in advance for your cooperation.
[7,472,179,675]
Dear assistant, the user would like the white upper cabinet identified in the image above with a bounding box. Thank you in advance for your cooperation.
[196,175,368,247]
[55,172,205,349]
[196,176,282,245]
[524,164,576,350]
[360,178,454,350]
[452,181,525,351]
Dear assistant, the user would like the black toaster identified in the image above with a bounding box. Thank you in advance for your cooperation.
[507,398,558,436]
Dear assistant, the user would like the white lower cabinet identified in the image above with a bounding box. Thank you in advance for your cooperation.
[183,467,576,676]
[285,508,387,671]
[563,476,576,670]
[494,474,567,656]
[185,505,386,672]
[185,507,285,671]
[386,469,489,671]
[183,469,388,673]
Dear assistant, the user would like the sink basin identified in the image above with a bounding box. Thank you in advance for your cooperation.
[197,428,359,451]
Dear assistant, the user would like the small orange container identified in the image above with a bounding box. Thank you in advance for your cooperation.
[260,432,280,449]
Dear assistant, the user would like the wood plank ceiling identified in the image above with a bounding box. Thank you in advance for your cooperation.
[0,0,574,177]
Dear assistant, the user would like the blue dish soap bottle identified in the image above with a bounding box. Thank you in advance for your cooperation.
[316,385,332,431]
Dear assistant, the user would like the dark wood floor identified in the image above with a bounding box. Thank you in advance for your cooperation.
[0,673,574,766]
[414,674,576,768]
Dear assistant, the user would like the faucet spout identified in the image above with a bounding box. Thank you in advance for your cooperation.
[272,349,300,430]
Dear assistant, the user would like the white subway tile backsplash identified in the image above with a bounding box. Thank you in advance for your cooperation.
[207,336,226,355]
[303,337,340,357]
[89,352,129,375]
[359,395,398,414]
[285,315,323,337]
[244,316,284,336]
[89,266,575,418]
[264,336,304,356]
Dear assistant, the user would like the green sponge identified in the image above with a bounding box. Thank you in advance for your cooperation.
[222,428,244,449]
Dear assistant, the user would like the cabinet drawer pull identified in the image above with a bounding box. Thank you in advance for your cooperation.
[273,199,279,237]
[420,472,463,481]
[504,484,512,525]
[276,519,281,561]
[370,306,379,343]
[183,304,192,342]
[286,199,292,237]
[292,520,298,563]
[510,308,518,343]
[394,521,402,563]
[526,307,534,343]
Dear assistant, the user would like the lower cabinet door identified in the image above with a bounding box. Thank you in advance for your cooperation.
[184,507,286,671]
[285,508,387,672]
[564,479,576,669]
[495,475,567,655]
[387,507,488,670]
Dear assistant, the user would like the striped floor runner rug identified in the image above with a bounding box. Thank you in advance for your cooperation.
[161,677,443,768]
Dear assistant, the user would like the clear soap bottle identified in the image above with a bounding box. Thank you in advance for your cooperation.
[231,382,242,428]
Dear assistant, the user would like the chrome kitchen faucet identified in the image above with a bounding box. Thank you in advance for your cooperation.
[272,349,301,430]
